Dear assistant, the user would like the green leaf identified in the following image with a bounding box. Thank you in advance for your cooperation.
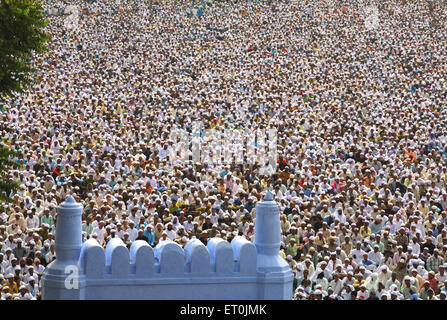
[0,146,22,210]
[0,0,50,97]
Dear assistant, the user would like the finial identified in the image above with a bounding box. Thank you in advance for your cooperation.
[264,191,274,201]
[65,195,76,203]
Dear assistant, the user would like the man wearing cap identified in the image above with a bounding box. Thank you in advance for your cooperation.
[360,252,375,270]
[408,268,422,289]
[12,239,27,261]
[356,283,369,300]
[197,230,209,246]
[175,236,189,248]
[314,273,329,294]
[25,211,40,230]
[426,288,438,300]
[286,238,299,260]
[236,215,249,235]
[82,217,94,236]
[427,248,444,273]
[408,235,421,256]
[327,236,338,252]
[17,285,33,300]
[45,244,56,264]
[183,215,194,233]
[313,260,332,282]
[286,226,298,243]
[340,236,353,256]
[368,244,383,266]
[92,220,106,241]
[91,213,102,229]
[127,221,139,242]
[33,256,45,275]
[351,228,363,245]
[318,244,331,259]
[419,281,432,300]
[350,242,366,265]
[26,276,39,298]
[360,221,372,239]
[40,242,51,263]
[120,232,130,248]
[158,231,170,244]
[165,223,177,241]
[334,246,347,263]
[395,227,409,251]
[392,245,407,266]
[23,265,35,284]
[384,270,401,290]
[286,255,297,270]
[340,284,355,300]
[436,264,447,283]
[135,229,149,243]
[419,271,439,294]
[1,274,18,294]
[421,236,436,255]
[370,217,384,235]
[302,236,317,256]
[143,225,155,246]
[0,252,8,275]
[4,255,18,276]
[40,209,53,231]
[328,272,344,295]
[401,275,418,300]
[8,212,26,233]
[153,223,164,245]
[38,223,50,242]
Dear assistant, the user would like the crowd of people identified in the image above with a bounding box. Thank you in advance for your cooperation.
[1,0,447,300]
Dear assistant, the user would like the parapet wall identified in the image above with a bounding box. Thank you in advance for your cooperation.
[62,236,261,300]
[41,194,293,300]
[81,236,257,278]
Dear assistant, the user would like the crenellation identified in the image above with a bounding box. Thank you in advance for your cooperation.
[231,236,257,275]
[130,240,155,277]
[79,238,106,278]
[207,238,234,275]
[155,241,186,275]
[184,239,211,275]
[105,238,130,277]
[78,236,260,278]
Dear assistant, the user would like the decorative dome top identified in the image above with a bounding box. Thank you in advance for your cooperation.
[264,191,274,201]
[64,195,76,204]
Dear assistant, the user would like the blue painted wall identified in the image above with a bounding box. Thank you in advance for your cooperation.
[42,192,293,300]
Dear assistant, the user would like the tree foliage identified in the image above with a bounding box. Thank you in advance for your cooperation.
[0,0,50,97]
[0,0,47,209]
[0,145,21,210]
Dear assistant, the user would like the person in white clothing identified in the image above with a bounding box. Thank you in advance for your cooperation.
[408,237,421,257]
[126,221,138,242]
[350,242,366,265]
[368,245,383,266]
[165,223,177,241]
